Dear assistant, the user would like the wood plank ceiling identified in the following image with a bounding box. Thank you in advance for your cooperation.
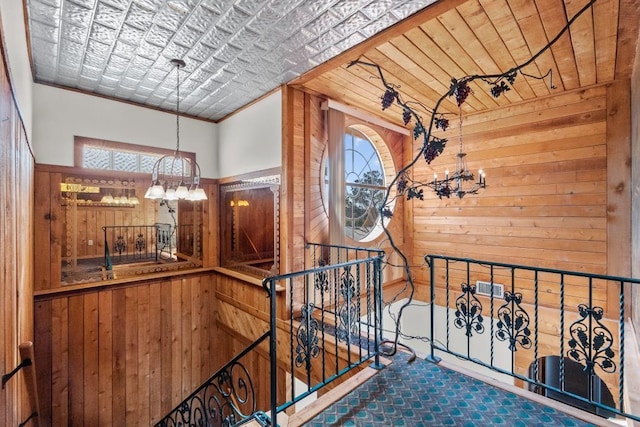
[292,0,640,125]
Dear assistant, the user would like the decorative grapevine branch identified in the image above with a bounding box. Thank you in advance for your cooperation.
[347,0,596,357]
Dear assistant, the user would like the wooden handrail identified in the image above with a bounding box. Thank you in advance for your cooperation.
[18,342,40,427]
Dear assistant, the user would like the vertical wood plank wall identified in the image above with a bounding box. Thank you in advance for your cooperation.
[292,84,624,309]
[631,50,640,343]
[0,43,36,426]
[33,269,289,426]
[412,84,615,309]
[34,274,219,426]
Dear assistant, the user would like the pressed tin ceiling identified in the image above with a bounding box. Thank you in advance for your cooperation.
[25,0,439,121]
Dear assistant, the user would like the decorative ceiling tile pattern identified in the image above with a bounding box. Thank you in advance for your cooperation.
[26,0,437,121]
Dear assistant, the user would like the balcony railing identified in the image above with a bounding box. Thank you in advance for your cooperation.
[425,254,640,423]
[155,243,384,427]
[267,243,385,425]
[103,223,173,268]
[155,249,640,424]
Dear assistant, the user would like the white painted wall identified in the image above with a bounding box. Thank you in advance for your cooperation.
[2,0,281,178]
[0,0,34,139]
[32,84,219,178]
[381,298,515,384]
[217,90,282,178]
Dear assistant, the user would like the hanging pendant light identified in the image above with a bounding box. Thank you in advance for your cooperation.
[144,59,207,201]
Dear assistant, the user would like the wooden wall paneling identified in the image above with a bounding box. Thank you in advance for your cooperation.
[281,85,294,276]
[160,280,172,415]
[137,284,151,425]
[50,173,63,289]
[633,32,640,345]
[98,290,113,427]
[479,0,550,96]
[180,278,192,398]
[412,84,608,306]
[292,89,307,298]
[190,278,202,398]
[458,0,536,100]
[68,295,84,426]
[506,0,564,92]
[51,298,69,426]
[592,0,619,83]
[111,288,126,426]
[438,7,520,105]
[148,282,162,423]
[279,88,303,281]
[535,0,580,90]
[606,79,632,318]
[95,208,106,259]
[1,78,16,426]
[34,300,52,425]
[170,280,182,408]
[307,95,328,247]
[614,0,640,80]
[34,273,221,425]
[34,170,52,291]
[18,121,35,420]
[564,0,597,87]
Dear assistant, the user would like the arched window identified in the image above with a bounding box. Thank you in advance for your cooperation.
[323,124,396,243]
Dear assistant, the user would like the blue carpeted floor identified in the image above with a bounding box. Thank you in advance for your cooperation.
[306,352,595,426]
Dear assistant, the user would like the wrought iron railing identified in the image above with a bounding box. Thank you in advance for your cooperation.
[156,332,268,427]
[155,243,384,427]
[425,254,640,422]
[103,223,173,268]
[264,243,385,426]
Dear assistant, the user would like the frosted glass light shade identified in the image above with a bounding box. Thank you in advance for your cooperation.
[176,183,189,199]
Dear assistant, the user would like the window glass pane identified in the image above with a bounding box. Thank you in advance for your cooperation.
[83,147,111,170]
[140,154,161,174]
[113,151,138,172]
[344,131,385,242]
[161,156,192,177]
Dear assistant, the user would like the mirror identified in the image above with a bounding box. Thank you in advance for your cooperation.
[59,174,203,284]
[220,174,280,277]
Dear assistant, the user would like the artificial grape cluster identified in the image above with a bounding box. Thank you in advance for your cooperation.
[423,136,447,163]
[490,81,511,98]
[423,145,438,164]
[505,71,517,85]
[435,186,452,199]
[381,88,398,110]
[451,79,471,106]
[434,115,449,131]
[407,187,424,201]
[402,108,412,125]
[397,175,408,194]
[413,122,425,140]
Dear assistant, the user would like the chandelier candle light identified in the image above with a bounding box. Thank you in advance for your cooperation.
[430,110,486,199]
[144,58,207,201]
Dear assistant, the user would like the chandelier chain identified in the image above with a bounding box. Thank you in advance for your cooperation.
[175,63,180,155]
[458,108,463,155]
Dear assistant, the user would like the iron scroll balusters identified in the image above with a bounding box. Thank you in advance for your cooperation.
[135,233,146,252]
[336,265,360,343]
[114,235,126,254]
[495,292,532,352]
[157,360,256,427]
[295,303,321,369]
[454,282,484,337]
[567,304,616,374]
